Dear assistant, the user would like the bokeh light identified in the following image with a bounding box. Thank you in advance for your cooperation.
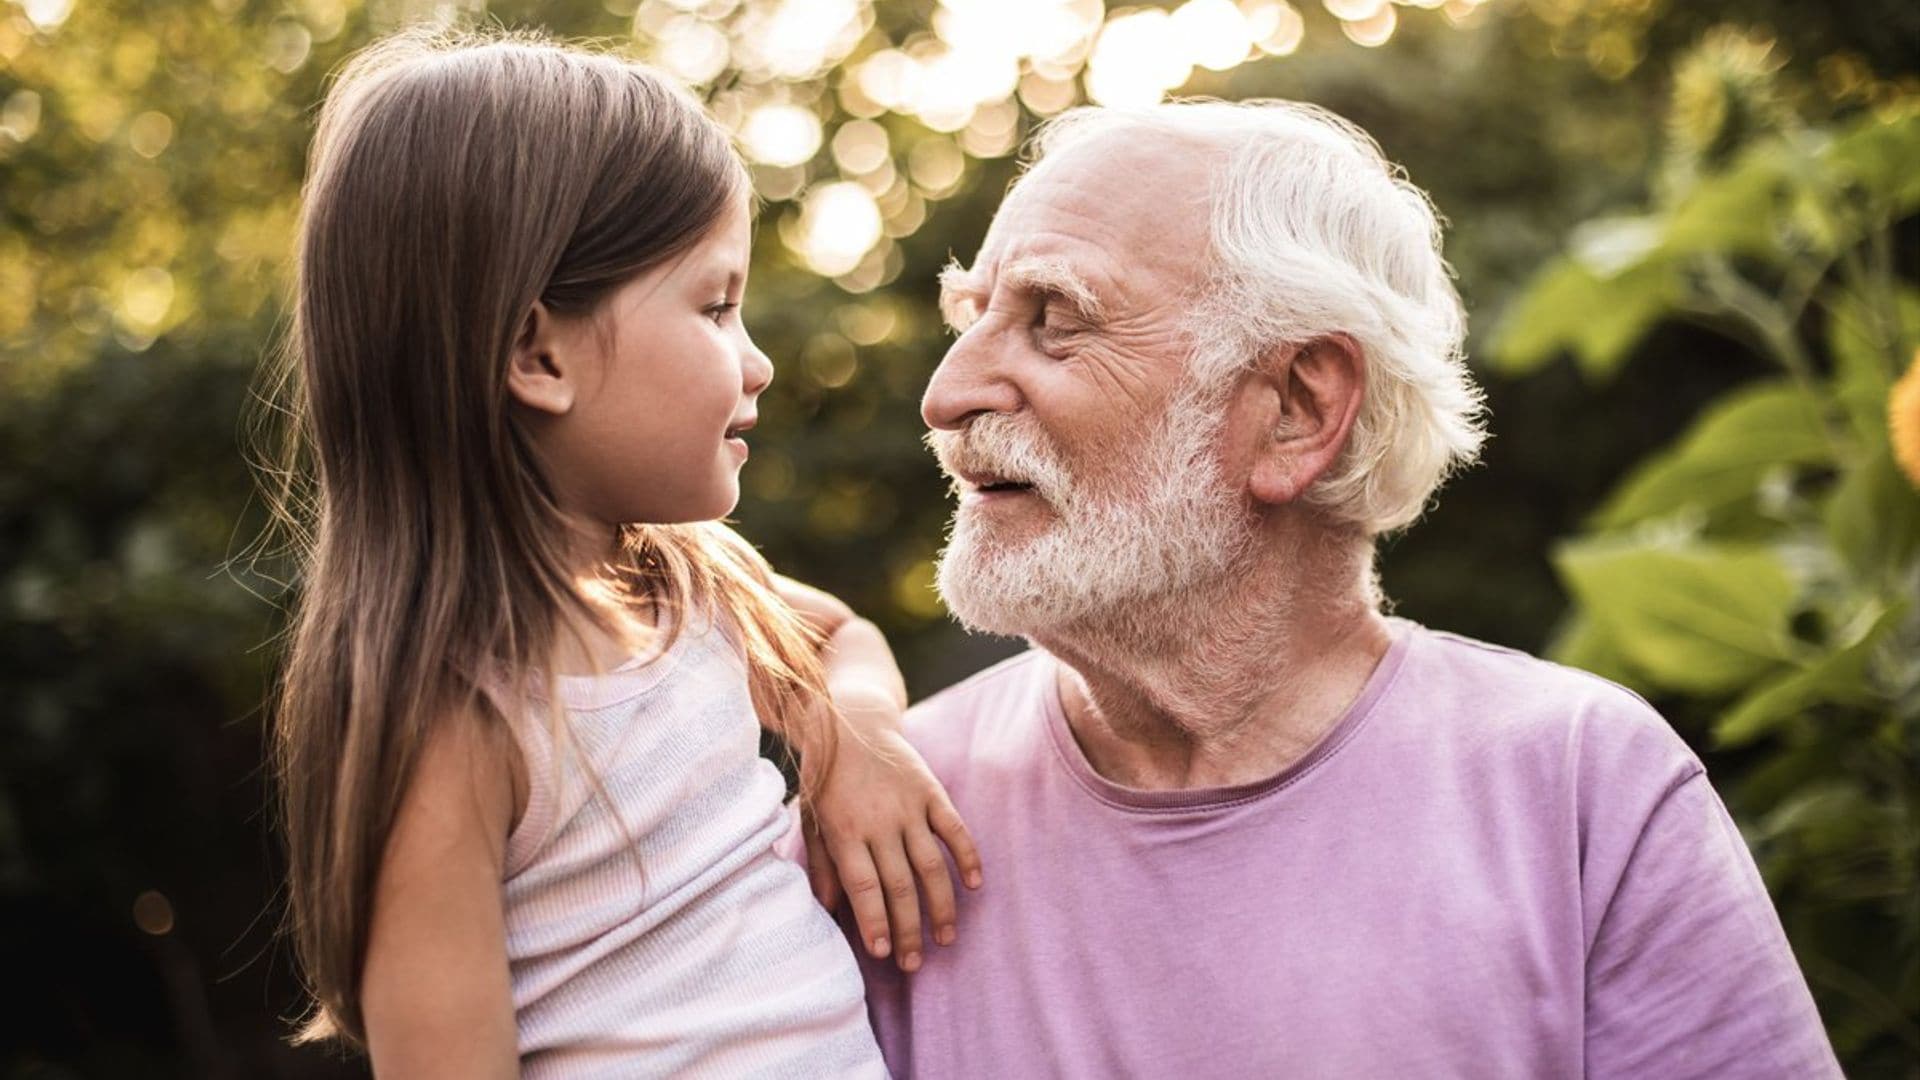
[1086,9,1193,107]
[21,0,74,32]
[1342,4,1398,47]
[792,181,884,276]
[612,0,1493,259]
[128,111,174,158]
[120,267,175,331]
[1172,0,1255,72]
[132,891,175,936]
[836,300,899,345]
[653,15,732,84]
[1322,0,1383,20]
[740,103,825,166]
[803,331,859,387]
[265,18,314,74]
[731,0,870,80]
[830,118,891,174]
[906,136,966,195]
[854,49,921,112]
[1,90,43,142]
[1246,0,1307,55]
[1018,70,1079,115]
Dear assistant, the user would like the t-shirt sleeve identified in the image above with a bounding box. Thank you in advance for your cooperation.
[771,797,806,865]
[1582,771,1840,1078]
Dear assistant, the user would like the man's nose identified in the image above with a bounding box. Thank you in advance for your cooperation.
[922,323,1021,431]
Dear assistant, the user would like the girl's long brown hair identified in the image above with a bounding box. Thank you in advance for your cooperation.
[252,26,832,1048]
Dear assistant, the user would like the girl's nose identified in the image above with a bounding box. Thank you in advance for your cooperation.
[742,333,774,396]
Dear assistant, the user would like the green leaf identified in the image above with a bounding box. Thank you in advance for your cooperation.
[1825,445,1920,584]
[1748,781,1886,856]
[1570,215,1665,276]
[1660,141,1791,260]
[1554,535,1800,695]
[1592,379,1833,529]
[1547,610,1647,686]
[1822,107,1920,219]
[1489,256,1680,381]
[1716,601,1907,747]
[1827,287,1920,446]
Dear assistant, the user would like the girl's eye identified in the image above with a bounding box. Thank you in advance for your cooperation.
[707,301,739,325]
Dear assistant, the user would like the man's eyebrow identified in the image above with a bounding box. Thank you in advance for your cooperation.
[1000,256,1106,323]
[938,261,984,330]
[938,256,1108,330]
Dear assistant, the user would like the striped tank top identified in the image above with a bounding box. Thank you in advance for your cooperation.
[501,613,886,1078]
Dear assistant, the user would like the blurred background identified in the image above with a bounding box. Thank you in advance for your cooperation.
[2,0,1916,1075]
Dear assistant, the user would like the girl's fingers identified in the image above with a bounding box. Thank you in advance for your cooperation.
[928,797,983,890]
[833,842,892,960]
[868,841,925,973]
[905,828,959,948]
[802,819,843,910]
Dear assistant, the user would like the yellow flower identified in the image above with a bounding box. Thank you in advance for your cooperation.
[1893,348,1920,489]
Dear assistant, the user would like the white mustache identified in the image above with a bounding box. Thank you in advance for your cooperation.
[925,415,1077,508]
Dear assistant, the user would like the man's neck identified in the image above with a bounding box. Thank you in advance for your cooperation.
[1036,538,1393,791]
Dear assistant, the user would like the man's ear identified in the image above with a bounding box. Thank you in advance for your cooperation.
[505,301,576,417]
[1248,334,1366,506]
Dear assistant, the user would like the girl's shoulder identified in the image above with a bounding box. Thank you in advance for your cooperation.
[384,692,528,869]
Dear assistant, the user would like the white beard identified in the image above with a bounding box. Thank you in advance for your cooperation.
[929,373,1254,639]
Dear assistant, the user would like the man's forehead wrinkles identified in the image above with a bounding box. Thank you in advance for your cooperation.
[993,152,1213,287]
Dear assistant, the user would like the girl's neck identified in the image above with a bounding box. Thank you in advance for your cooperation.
[548,516,663,677]
[549,587,660,676]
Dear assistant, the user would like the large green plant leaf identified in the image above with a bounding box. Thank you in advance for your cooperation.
[1828,287,1920,445]
[1823,107,1920,219]
[1660,140,1792,260]
[1553,535,1801,695]
[1826,444,1920,584]
[1591,379,1833,529]
[1547,610,1648,686]
[1488,256,1680,380]
[1716,602,1907,747]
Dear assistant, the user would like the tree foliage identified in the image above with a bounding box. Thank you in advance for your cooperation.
[1496,36,1920,1068]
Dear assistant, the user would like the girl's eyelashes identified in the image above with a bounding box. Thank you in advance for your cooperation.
[706,300,740,325]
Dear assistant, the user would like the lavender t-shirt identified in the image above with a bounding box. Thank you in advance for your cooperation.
[850,619,1838,1079]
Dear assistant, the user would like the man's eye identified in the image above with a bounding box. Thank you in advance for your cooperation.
[1034,297,1077,336]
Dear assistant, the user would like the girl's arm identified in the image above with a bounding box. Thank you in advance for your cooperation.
[360,714,522,1078]
[772,575,983,975]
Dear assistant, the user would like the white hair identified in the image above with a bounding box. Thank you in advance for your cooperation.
[1024,100,1488,535]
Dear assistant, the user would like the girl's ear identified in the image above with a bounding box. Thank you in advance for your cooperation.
[1247,334,1366,507]
[506,301,575,416]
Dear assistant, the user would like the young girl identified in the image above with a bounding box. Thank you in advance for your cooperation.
[261,27,978,1076]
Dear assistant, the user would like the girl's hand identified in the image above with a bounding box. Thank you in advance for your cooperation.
[802,686,982,975]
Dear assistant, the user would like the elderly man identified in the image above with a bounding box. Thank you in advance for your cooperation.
[845,102,1840,1078]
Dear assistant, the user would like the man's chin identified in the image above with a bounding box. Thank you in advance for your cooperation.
[937,593,1056,639]
[936,547,1034,635]
[934,541,1093,639]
